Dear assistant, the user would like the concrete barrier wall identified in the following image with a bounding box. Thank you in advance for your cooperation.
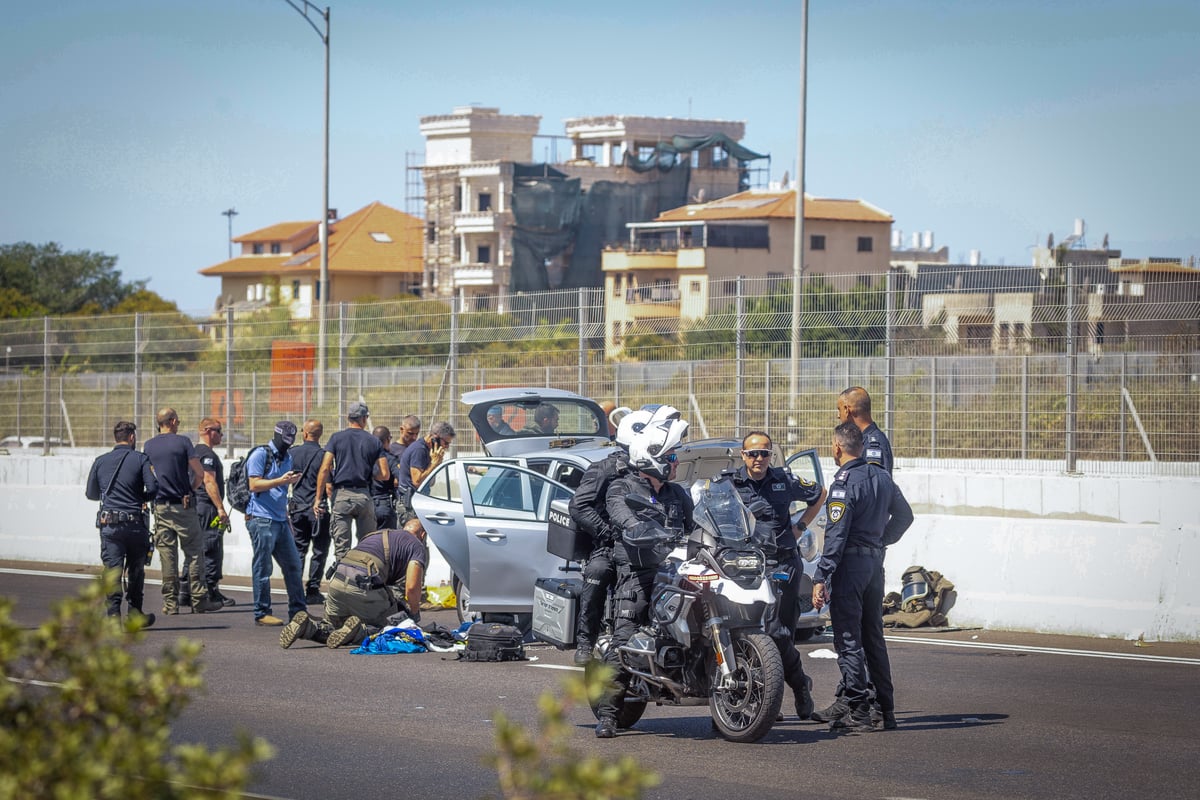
[1,453,1197,641]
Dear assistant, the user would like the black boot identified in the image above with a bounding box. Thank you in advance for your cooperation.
[595,716,617,739]
[787,670,814,720]
[574,637,594,665]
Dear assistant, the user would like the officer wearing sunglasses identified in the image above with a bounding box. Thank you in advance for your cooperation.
[718,430,827,722]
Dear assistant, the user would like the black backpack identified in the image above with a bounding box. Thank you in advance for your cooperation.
[461,622,525,662]
[227,445,272,513]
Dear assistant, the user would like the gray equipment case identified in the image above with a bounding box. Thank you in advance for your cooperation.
[532,576,582,649]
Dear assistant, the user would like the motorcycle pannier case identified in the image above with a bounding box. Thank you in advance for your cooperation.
[532,577,581,649]
[547,498,592,562]
[462,622,525,662]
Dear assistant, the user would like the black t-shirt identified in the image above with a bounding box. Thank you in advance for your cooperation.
[352,529,428,586]
[371,451,401,500]
[325,427,384,488]
[85,444,157,512]
[397,437,432,491]
[143,432,196,502]
[288,440,326,506]
[192,443,224,505]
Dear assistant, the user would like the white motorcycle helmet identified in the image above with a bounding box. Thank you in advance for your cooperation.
[627,417,690,480]
[614,407,651,450]
[642,404,681,425]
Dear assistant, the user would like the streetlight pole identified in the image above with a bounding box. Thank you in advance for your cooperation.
[221,207,238,260]
[788,0,809,408]
[283,0,331,405]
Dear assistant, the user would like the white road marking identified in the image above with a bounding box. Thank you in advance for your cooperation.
[883,634,1200,665]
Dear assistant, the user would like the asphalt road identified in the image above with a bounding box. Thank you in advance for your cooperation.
[3,564,1199,800]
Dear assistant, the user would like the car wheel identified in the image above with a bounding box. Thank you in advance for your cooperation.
[453,576,480,626]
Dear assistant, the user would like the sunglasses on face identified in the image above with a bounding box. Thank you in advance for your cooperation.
[742,449,771,459]
[206,427,223,434]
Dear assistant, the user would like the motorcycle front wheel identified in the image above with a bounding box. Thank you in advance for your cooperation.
[709,632,784,743]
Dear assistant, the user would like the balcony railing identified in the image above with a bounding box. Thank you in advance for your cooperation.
[626,285,681,304]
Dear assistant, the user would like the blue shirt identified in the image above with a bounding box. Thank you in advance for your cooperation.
[246,442,293,521]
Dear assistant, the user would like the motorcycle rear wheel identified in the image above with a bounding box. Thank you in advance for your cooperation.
[709,632,784,743]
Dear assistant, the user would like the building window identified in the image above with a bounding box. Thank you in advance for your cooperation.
[708,224,769,249]
[478,193,492,212]
[810,234,826,251]
[292,279,301,299]
[857,236,873,253]
[314,280,321,301]
[270,243,281,254]
[477,245,491,264]
[690,280,701,295]
[252,243,264,255]
[613,275,622,298]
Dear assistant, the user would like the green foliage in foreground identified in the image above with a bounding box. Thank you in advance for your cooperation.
[488,662,659,800]
[0,575,272,799]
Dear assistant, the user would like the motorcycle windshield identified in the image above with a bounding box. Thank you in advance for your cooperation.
[690,479,770,549]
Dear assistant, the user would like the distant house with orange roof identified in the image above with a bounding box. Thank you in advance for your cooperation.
[601,189,893,355]
[199,201,424,318]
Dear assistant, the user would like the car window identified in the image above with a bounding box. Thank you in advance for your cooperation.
[553,462,586,489]
[420,463,460,503]
[466,463,565,522]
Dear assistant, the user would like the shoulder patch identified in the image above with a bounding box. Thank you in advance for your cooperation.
[797,475,815,487]
[827,501,846,524]
[831,489,846,499]
[865,447,882,459]
[835,470,848,482]
[770,482,787,492]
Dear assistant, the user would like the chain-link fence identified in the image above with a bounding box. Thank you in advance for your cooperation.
[1,265,1197,475]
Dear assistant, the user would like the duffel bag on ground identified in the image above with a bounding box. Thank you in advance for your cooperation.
[461,622,526,662]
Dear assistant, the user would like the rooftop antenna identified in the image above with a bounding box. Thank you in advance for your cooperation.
[221,208,238,259]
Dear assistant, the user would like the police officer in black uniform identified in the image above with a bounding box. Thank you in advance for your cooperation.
[85,420,158,625]
[370,426,401,530]
[837,386,894,473]
[568,446,628,665]
[720,430,826,720]
[595,416,693,739]
[811,421,913,732]
[289,418,332,605]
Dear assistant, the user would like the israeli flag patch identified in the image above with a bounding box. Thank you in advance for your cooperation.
[831,489,846,499]
[866,448,882,459]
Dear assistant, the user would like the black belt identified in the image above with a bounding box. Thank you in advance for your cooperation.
[99,510,143,525]
[844,545,883,557]
[336,483,368,490]
[156,498,186,506]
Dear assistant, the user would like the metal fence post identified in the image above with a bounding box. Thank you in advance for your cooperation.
[338,302,348,417]
[885,267,896,439]
[578,287,586,396]
[225,307,234,458]
[133,314,142,444]
[1065,262,1077,473]
[1119,352,1127,460]
[1021,355,1029,459]
[449,305,459,432]
[930,356,937,459]
[736,276,745,435]
[251,372,257,445]
[42,317,50,455]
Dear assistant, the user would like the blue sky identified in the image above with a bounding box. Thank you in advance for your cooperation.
[2,0,1197,313]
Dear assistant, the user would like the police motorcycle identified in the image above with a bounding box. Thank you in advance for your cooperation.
[591,477,787,744]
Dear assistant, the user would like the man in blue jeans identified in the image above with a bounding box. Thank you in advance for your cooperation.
[246,420,307,626]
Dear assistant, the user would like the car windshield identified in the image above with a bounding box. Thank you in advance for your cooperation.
[478,399,602,439]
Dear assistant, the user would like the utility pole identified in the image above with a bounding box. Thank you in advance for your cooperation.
[788,0,810,407]
[221,208,238,260]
